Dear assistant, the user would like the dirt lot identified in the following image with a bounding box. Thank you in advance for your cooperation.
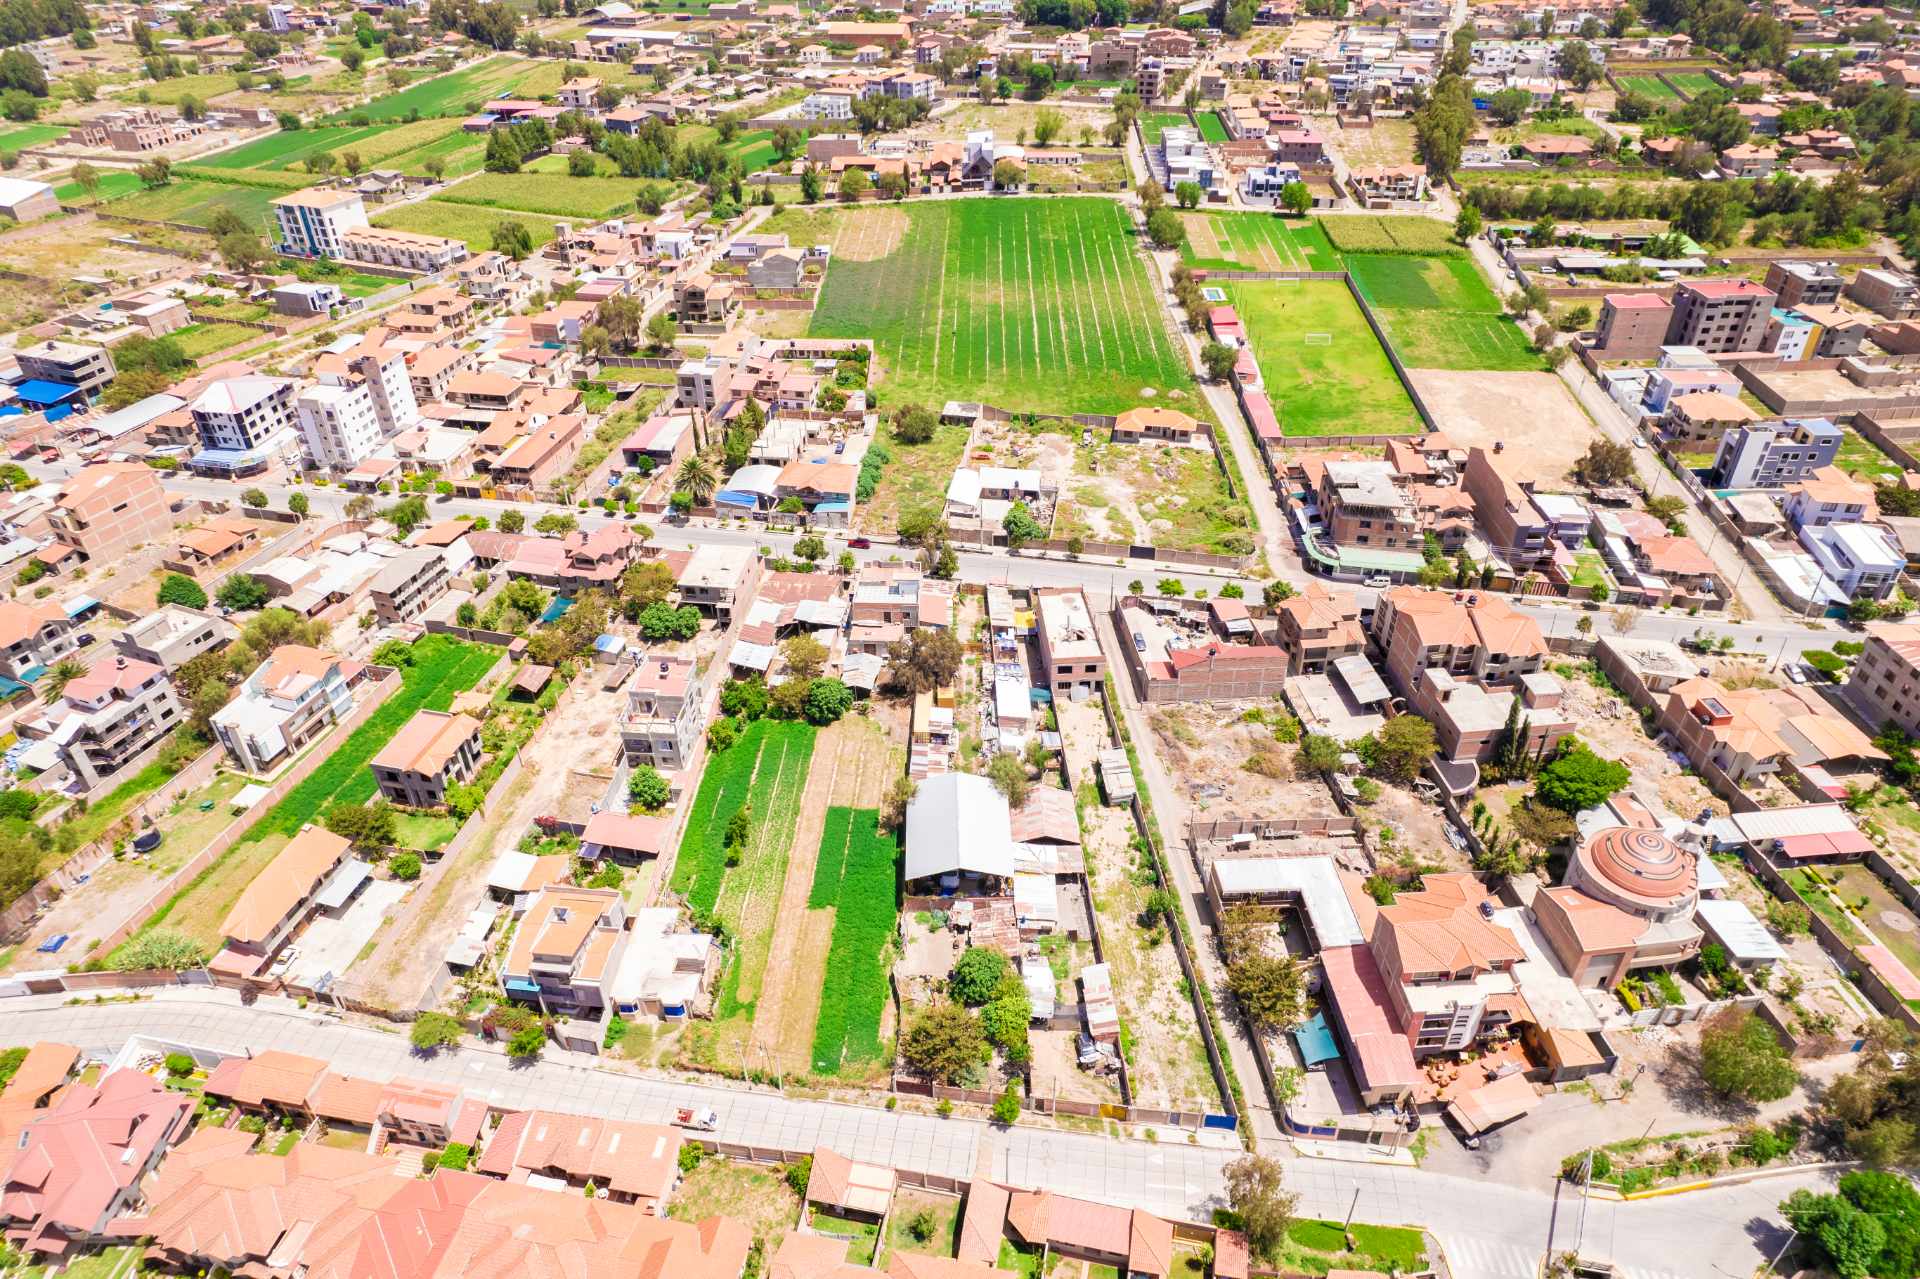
[1327,117,1418,170]
[1550,661,1724,820]
[1059,694,1221,1111]
[1142,700,1347,823]
[1360,780,1470,875]
[918,100,1114,146]
[752,712,901,1075]
[1405,371,1599,485]
[347,662,623,1011]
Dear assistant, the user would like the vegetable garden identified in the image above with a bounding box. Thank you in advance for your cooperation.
[1317,215,1463,256]
[808,807,899,1073]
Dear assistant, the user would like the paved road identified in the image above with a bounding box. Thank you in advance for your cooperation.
[0,989,1823,1279]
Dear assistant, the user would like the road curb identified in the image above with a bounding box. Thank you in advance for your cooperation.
[1584,1158,1856,1202]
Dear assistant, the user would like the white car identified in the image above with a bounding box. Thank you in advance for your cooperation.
[1784,663,1808,685]
[1632,434,1648,449]
[1363,574,1392,588]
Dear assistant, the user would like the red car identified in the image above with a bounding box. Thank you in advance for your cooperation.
[848,537,872,549]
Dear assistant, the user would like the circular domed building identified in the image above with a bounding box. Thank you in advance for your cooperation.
[1567,825,1701,925]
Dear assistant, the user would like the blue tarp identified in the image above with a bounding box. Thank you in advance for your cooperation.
[12,380,82,407]
[1294,1010,1342,1067]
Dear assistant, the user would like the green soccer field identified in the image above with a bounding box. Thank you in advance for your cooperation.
[1663,71,1719,97]
[1615,74,1684,103]
[1178,211,1341,272]
[1140,112,1191,145]
[1347,254,1542,371]
[803,197,1191,416]
[1196,111,1230,143]
[1226,280,1423,436]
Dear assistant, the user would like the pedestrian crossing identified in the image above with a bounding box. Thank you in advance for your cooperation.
[1435,1233,1695,1279]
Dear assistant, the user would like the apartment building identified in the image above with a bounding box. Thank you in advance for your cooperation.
[212,826,354,976]
[369,545,450,624]
[1275,582,1363,676]
[1368,586,1561,757]
[295,381,384,473]
[0,599,76,681]
[1591,293,1674,360]
[271,187,372,260]
[1707,417,1842,489]
[674,274,737,326]
[190,376,299,474]
[114,606,229,672]
[370,709,483,808]
[1851,621,1920,738]
[320,345,419,438]
[46,461,170,563]
[1034,588,1105,698]
[1846,267,1920,319]
[1371,873,1527,1057]
[1666,279,1777,352]
[408,347,474,405]
[1318,460,1419,551]
[17,656,182,792]
[338,225,469,272]
[1763,260,1843,309]
[209,644,358,773]
[501,885,627,1018]
[15,340,115,397]
[620,654,705,770]
[1462,447,1552,571]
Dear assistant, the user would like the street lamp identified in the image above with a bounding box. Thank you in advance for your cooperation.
[1767,1225,1799,1276]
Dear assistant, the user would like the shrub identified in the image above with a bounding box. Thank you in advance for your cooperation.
[157,573,208,609]
[409,1012,463,1051]
[786,1156,812,1195]
[991,1082,1022,1125]
[164,1052,195,1078]
[390,851,421,881]
[507,1024,547,1060]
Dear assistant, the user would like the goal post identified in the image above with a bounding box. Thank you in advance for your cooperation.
[1303,332,1333,346]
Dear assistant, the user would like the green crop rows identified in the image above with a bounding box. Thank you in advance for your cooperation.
[807,197,1191,416]
[809,807,899,1073]
[672,719,815,913]
[1317,215,1463,256]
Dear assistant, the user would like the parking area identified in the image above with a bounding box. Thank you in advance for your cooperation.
[284,878,410,990]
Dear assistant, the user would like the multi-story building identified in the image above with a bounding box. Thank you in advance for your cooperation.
[331,346,418,437]
[1372,586,1553,694]
[1591,293,1674,359]
[1274,582,1363,676]
[1801,521,1904,601]
[18,656,182,792]
[15,340,114,397]
[1666,279,1777,352]
[674,274,737,326]
[676,545,762,622]
[369,545,450,624]
[1763,260,1843,309]
[1034,588,1105,698]
[1707,417,1842,489]
[1847,267,1920,319]
[190,376,298,456]
[1853,621,1920,738]
[0,600,77,682]
[501,885,627,1018]
[370,709,483,807]
[115,606,229,672]
[491,415,586,492]
[295,381,383,473]
[1371,873,1526,1057]
[1462,447,1553,571]
[338,224,468,272]
[1317,460,1420,551]
[213,826,354,976]
[620,654,705,770]
[209,644,358,773]
[46,462,170,563]
[271,187,372,260]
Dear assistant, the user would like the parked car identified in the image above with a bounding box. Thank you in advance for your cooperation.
[35,933,67,954]
[1632,435,1648,449]
[674,1107,719,1131]
[1785,663,1808,685]
[848,537,871,549]
[1363,574,1392,588]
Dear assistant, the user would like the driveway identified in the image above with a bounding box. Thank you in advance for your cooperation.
[285,878,409,990]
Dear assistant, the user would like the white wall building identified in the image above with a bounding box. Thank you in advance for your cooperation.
[271,187,371,260]
[296,381,384,473]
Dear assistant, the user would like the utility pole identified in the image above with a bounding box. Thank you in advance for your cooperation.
[1572,1148,1594,1262]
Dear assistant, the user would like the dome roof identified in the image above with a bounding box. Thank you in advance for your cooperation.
[1581,827,1697,905]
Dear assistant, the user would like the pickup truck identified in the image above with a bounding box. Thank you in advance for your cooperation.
[674,1107,718,1131]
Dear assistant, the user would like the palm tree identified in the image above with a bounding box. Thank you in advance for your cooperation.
[676,456,718,506]
[43,660,85,704]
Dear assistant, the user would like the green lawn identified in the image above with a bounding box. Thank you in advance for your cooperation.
[1570,551,1607,590]
[393,810,461,851]
[100,179,278,232]
[1140,112,1190,145]
[57,753,189,858]
[1275,1220,1428,1275]
[371,200,561,252]
[1615,74,1685,104]
[809,1208,880,1265]
[433,171,645,219]
[726,129,781,174]
[880,1191,960,1266]
[1196,111,1230,143]
[803,197,1192,416]
[47,1245,140,1279]
[1226,279,1422,436]
[1664,71,1720,97]
[1834,430,1903,483]
[0,122,69,151]
[1177,211,1341,272]
[170,323,260,360]
[1347,254,1542,371]
[1823,864,1920,980]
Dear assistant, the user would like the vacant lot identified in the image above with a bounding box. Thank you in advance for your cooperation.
[668,1158,799,1259]
[1406,370,1596,479]
[1178,212,1340,274]
[371,200,561,251]
[1226,280,1422,436]
[172,323,260,360]
[802,198,1191,416]
[1348,254,1541,371]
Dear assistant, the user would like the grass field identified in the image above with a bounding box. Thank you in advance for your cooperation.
[55,171,143,204]
[802,198,1190,416]
[371,200,561,251]
[123,636,497,955]
[170,323,260,360]
[1196,111,1230,143]
[140,73,242,105]
[726,129,781,174]
[1615,74,1684,103]
[1348,255,1541,371]
[1663,71,1719,97]
[101,179,278,231]
[808,807,898,1074]
[201,118,470,174]
[432,171,643,219]
[1227,279,1422,436]
[1178,212,1340,273]
[1318,215,1462,256]
[1140,112,1190,145]
[1834,429,1903,484]
[329,57,527,122]
[0,123,68,151]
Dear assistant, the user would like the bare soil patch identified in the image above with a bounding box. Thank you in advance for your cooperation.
[833,207,909,262]
[1406,370,1598,484]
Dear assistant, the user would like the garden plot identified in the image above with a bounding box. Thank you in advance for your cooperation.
[804,197,1192,417]
[748,715,898,1077]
